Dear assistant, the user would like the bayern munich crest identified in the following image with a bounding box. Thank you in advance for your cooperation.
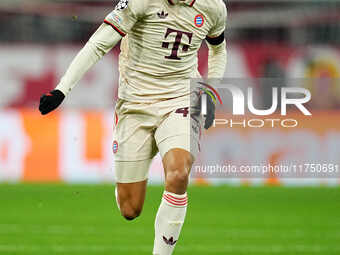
[113,141,119,154]
[194,14,204,27]
[115,0,129,10]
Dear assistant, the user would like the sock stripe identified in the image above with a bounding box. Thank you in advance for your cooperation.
[163,197,187,206]
[163,194,188,206]
[166,193,187,201]
[163,194,188,203]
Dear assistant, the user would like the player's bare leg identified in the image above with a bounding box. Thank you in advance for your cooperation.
[153,148,193,255]
[163,149,193,194]
[114,158,153,221]
[115,180,147,220]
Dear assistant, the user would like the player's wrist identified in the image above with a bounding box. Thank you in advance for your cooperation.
[51,89,66,99]
[55,84,68,97]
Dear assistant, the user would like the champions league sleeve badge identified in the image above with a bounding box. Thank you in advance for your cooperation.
[115,0,129,11]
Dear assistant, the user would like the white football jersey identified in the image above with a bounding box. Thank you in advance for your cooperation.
[105,0,227,102]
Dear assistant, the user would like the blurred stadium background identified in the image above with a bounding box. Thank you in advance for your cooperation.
[0,1,340,254]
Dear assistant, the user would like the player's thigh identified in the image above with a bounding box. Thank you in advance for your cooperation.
[155,106,201,193]
[116,180,147,209]
[114,159,153,184]
[155,106,201,162]
[113,100,157,215]
[113,115,156,184]
[113,100,158,162]
[116,180,147,219]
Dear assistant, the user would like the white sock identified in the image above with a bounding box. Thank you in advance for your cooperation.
[153,191,188,255]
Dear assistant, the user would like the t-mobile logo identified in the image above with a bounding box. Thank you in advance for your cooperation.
[162,28,193,60]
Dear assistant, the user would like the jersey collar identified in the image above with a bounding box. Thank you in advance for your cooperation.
[167,0,196,7]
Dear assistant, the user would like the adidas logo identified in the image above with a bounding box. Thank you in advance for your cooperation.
[157,11,168,19]
[163,236,177,246]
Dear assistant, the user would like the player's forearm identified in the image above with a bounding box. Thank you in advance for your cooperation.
[207,40,227,79]
[55,41,102,96]
[56,23,122,96]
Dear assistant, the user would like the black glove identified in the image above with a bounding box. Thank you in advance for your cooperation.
[197,82,222,130]
[203,92,216,129]
[39,90,65,115]
[196,89,216,130]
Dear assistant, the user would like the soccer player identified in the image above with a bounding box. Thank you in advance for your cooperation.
[39,0,227,254]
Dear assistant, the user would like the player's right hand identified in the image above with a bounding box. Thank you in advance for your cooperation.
[39,90,65,115]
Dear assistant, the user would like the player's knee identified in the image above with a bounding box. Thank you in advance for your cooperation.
[120,204,142,221]
[167,169,189,188]
[164,150,193,173]
[165,151,191,186]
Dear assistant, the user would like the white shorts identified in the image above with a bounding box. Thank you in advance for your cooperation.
[113,94,202,183]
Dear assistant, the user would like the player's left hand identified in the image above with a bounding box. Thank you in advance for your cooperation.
[39,90,65,115]
[202,91,216,129]
[197,81,222,130]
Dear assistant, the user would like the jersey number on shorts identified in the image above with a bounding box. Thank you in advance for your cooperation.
[175,107,189,117]
[162,28,193,60]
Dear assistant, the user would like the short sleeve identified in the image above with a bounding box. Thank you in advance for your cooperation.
[104,0,146,36]
[208,1,227,38]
